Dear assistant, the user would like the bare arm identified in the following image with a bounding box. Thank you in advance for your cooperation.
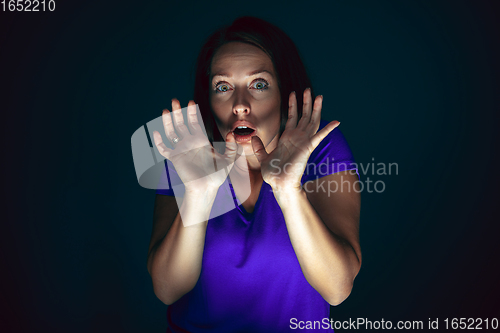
[251,89,361,306]
[147,99,237,305]
[274,171,361,306]
[147,189,218,305]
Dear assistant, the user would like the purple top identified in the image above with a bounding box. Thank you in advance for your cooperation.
[156,120,358,332]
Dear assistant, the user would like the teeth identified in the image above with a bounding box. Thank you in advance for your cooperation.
[237,126,248,129]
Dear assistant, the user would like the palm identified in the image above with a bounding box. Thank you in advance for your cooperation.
[153,100,238,192]
[260,132,312,189]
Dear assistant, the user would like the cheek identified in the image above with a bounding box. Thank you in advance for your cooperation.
[209,98,226,125]
[210,98,235,136]
[262,92,281,124]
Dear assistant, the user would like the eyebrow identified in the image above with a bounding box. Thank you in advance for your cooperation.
[211,69,273,80]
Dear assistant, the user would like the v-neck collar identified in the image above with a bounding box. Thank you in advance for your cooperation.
[228,178,266,217]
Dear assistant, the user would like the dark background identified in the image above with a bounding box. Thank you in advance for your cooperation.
[2,0,499,332]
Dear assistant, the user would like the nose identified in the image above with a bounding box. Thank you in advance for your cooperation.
[232,89,251,115]
[233,106,249,115]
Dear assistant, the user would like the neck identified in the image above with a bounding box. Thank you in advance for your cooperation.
[232,153,261,177]
[232,131,280,175]
[229,156,263,201]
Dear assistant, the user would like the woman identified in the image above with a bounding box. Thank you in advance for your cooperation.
[147,16,361,332]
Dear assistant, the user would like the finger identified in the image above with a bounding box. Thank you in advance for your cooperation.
[297,88,312,129]
[186,100,202,133]
[284,91,298,132]
[171,98,190,138]
[161,109,179,144]
[153,131,173,158]
[310,120,340,149]
[223,131,238,162]
[251,136,269,163]
[307,95,323,135]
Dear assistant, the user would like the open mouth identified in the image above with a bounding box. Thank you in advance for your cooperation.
[232,126,256,142]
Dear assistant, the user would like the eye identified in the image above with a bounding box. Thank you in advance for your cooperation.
[215,82,232,93]
[251,79,269,91]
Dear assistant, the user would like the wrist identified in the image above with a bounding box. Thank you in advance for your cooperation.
[272,184,305,205]
[183,186,219,208]
[179,187,219,227]
[184,185,219,196]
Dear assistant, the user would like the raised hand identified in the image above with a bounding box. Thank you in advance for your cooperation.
[153,99,239,193]
[251,88,340,193]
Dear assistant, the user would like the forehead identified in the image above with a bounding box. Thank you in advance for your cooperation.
[210,42,275,77]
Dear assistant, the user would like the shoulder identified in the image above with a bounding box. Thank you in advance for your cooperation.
[308,119,356,164]
[314,120,353,155]
[302,119,358,184]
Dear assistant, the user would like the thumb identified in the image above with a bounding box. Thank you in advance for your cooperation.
[223,131,239,162]
[251,136,269,163]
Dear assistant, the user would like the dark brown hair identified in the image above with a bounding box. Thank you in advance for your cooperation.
[194,16,314,145]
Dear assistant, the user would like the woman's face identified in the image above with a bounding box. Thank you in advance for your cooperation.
[209,42,281,157]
